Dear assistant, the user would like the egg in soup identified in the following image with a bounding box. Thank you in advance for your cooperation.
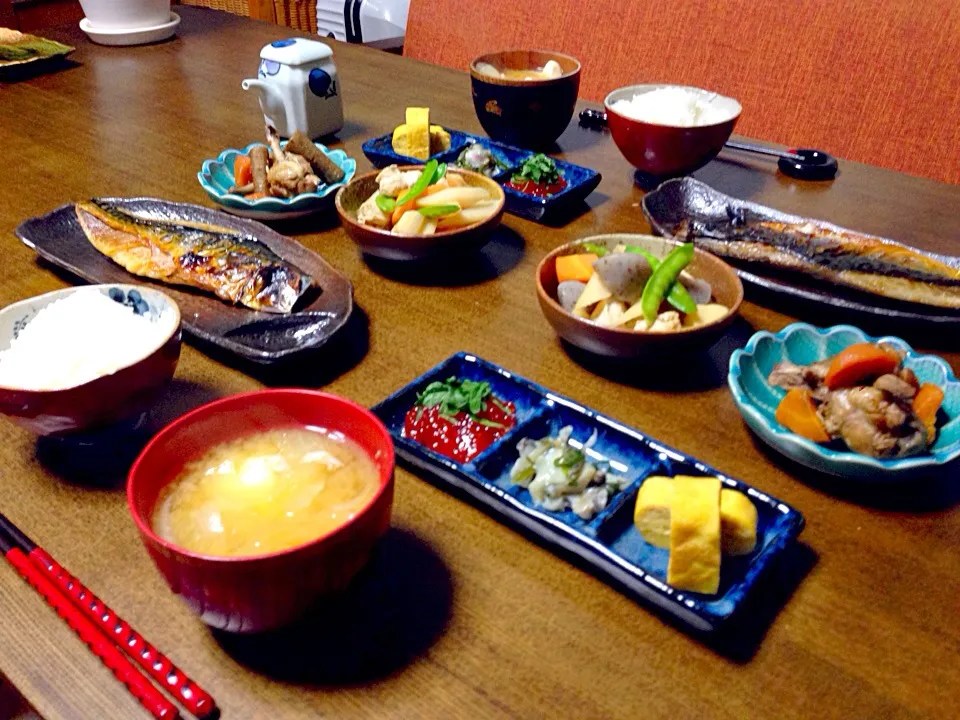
[153,427,380,558]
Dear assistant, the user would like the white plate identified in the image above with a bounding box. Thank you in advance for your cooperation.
[80,12,180,47]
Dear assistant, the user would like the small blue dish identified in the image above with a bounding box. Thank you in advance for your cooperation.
[359,129,472,168]
[730,323,960,479]
[198,141,355,221]
[361,129,601,223]
[373,352,805,632]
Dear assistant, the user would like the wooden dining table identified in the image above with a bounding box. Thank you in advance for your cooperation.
[1,8,958,719]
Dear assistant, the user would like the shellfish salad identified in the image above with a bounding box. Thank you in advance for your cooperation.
[356,159,500,235]
[509,426,630,520]
[554,238,730,332]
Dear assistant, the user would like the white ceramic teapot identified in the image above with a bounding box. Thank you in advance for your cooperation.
[242,38,344,139]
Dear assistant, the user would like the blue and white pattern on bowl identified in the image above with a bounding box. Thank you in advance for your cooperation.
[361,129,602,223]
[197,141,355,220]
[729,323,960,479]
[373,352,805,632]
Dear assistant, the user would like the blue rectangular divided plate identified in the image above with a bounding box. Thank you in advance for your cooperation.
[361,130,601,223]
[372,352,805,633]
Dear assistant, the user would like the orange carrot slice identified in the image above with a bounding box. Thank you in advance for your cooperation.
[391,198,417,226]
[556,253,599,284]
[775,388,831,443]
[825,343,900,389]
[913,383,944,432]
[234,154,253,187]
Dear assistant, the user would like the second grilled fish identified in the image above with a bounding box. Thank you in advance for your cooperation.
[75,200,312,313]
[679,212,960,310]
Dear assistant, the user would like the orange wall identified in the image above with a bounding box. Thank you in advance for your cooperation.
[406,0,960,184]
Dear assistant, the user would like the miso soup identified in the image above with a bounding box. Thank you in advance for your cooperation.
[153,427,380,558]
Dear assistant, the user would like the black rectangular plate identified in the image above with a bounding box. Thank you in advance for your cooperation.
[642,177,960,326]
[16,198,354,364]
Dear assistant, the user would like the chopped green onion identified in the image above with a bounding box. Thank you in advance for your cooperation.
[475,417,507,429]
[554,448,585,469]
[513,465,535,483]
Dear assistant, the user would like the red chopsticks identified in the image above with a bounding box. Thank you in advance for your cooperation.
[0,512,218,720]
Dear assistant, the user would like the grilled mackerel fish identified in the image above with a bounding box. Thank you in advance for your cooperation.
[679,212,960,310]
[75,200,312,313]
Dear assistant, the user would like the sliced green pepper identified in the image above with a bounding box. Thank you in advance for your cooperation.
[375,194,396,214]
[397,158,439,206]
[579,241,609,257]
[417,203,460,218]
[640,243,695,324]
[435,162,447,181]
[626,244,697,315]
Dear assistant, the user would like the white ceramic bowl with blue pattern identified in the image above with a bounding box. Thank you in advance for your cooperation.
[197,141,355,221]
[729,323,960,479]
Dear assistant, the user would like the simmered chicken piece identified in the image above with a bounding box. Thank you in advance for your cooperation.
[768,342,943,459]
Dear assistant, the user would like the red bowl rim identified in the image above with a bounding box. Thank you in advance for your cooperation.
[603,83,742,130]
[127,388,395,564]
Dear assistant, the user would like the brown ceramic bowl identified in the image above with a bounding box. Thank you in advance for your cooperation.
[604,84,741,177]
[335,166,505,261]
[0,284,181,435]
[536,234,743,358]
[470,50,581,148]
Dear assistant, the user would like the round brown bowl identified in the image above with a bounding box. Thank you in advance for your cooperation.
[470,50,581,149]
[335,166,505,261]
[0,284,181,435]
[536,234,743,358]
[604,84,741,177]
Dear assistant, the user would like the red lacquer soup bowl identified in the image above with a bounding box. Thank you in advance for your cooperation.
[128,389,395,633]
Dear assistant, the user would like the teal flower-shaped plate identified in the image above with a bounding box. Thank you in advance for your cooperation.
[729,323,960,479]
[198,141,355,221]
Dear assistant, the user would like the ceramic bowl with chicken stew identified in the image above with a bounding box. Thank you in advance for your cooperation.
[335,163,505,261]
[729,323,960,479]
[198,137,356,221]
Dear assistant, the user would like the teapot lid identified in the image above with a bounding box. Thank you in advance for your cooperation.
[260,38,333,66]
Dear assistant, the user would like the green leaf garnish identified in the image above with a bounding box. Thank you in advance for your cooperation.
[512,153,561,186]
[414,376,513,427]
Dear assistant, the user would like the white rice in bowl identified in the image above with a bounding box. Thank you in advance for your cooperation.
[0,290,177,391]
[610,86,738,127]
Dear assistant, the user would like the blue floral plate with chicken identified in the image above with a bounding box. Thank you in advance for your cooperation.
[729,323,960,479]
[198,141,355,221]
